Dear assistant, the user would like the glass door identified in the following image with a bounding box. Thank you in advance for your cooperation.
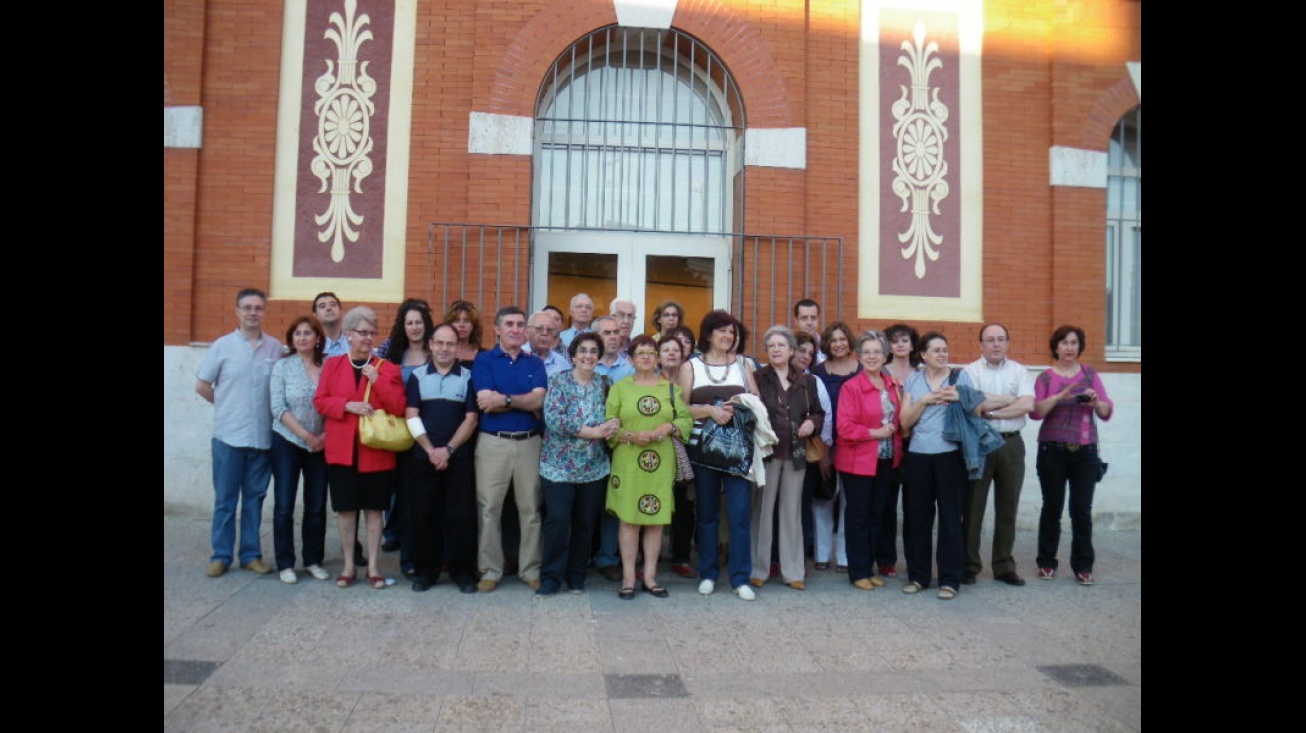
[534,231,730,338]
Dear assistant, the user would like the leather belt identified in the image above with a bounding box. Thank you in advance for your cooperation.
[1000,431,1020,438]
[483,429,540,440]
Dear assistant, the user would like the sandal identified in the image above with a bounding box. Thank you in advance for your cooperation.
[937,586,957,600]
[336,574,356,589]
[618,587,636,600]
[368,575,388,590]
[642,582,669,598]
[902,581,924,595]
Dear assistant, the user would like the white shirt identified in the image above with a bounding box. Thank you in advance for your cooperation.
[963,356,1035,434]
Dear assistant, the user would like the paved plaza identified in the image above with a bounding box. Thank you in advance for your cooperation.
[164,514,1140,731]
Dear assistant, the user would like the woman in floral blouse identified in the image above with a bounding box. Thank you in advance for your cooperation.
[537,332,621,596]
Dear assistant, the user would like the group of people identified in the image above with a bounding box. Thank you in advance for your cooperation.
[195,288,1113,602]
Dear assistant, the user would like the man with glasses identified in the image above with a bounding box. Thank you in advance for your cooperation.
[961,323,1035,586]
[610,297,638,342]
[590,313,635,581]
[559,293,595,350]
[313,292,348,357]
[471,307,548,592]
[195,288,283,578]
[525,310,570,377]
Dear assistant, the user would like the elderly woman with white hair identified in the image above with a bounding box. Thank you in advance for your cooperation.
[750,325,824,590]
[314,306,407,590]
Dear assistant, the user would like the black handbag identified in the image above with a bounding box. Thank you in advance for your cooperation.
[687,400,756,477]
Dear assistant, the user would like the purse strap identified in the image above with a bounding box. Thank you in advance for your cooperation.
[360,357,377,405]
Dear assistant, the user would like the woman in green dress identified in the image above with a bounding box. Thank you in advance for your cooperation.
[606,335,693,599]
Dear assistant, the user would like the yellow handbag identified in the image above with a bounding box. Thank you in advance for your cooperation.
[358,363,414,452]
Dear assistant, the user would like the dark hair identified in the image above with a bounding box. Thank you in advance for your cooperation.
[652,300,685,333]
[626,333,660,358]
[1049,324,1087,360]
[794,331,816,351]
[443,300,483,348]
[697,310,742,354]
[430,322,458,342]
[282,315,325,366]
[885,323,921,367]
[793,298,820,318]
[666,325,696,355]
[384,299,435,362]
[917,331,949,361]
[495,305,525,325]
[820,321,853,358]
[979,323,1010,342]
[568,331,605,360]
[236,288,266,306]
[658,334,684,360]
[312,291,341,310]
[543,304,564,319]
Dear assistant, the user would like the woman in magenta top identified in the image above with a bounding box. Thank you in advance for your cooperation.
[835,331,902,591]
[1031,325,1113,586]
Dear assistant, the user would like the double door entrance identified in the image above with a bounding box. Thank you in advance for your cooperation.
[532,231,731,337]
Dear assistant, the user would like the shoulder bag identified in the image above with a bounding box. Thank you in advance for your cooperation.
[358,360,414,452]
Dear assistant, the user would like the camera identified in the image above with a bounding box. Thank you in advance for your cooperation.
[1074,393,1092,403]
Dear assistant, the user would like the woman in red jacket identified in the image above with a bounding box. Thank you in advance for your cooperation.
[834,330,903,592]
[314,306,407,589]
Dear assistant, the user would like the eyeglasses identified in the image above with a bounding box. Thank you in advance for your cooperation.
[528,325,557,333]
[351,329,378,339]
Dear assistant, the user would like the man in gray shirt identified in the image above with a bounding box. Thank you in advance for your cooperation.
[195,288,284,577]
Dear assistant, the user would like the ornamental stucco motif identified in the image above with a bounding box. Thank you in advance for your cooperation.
[311,0,376,262]
[891,22,950,280]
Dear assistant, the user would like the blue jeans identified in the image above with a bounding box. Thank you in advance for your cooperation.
[541,477,607,590]
[270,432,328,571]
[904,450,966,589]
[1036,442,1099,574]
[210,438,272,565]
[694,465,752,588]
[595,512,620,568]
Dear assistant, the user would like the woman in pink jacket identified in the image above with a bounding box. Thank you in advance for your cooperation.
[835,331,903,592]
[314,306,407,590]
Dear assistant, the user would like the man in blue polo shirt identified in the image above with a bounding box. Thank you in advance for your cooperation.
[405,323,480,594]
[471,306,548,592]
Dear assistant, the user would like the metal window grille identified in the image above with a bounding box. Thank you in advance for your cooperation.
[534,26,745,233]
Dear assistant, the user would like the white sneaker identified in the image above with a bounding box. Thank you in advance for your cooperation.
[306,564,330,581]
[733,584,756,601]
[697,579,716,595]
[279,569,298,584]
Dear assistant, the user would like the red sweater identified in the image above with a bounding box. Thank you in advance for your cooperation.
[834,370,903,476]
[314,356,407,473]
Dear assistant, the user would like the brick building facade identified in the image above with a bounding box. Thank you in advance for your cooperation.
[164,0,1141,519]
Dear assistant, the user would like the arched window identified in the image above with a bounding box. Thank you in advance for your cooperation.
[1105,105,1140,359]
[534,27,745,233]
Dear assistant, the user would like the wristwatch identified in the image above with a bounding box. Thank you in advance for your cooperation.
[505,395,514,408]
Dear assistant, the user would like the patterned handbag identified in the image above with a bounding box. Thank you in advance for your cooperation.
[669,382,695,482]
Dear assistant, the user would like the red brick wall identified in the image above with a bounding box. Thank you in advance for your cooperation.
[165,0,1140,374]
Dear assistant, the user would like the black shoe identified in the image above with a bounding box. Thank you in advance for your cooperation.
[995,572,1027,586]
[535,579,560,596]
[961,571,978,585]
[598,565,621,582]
[458,581,477,594]
[382,539,401,553]
[412,576,434,592]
